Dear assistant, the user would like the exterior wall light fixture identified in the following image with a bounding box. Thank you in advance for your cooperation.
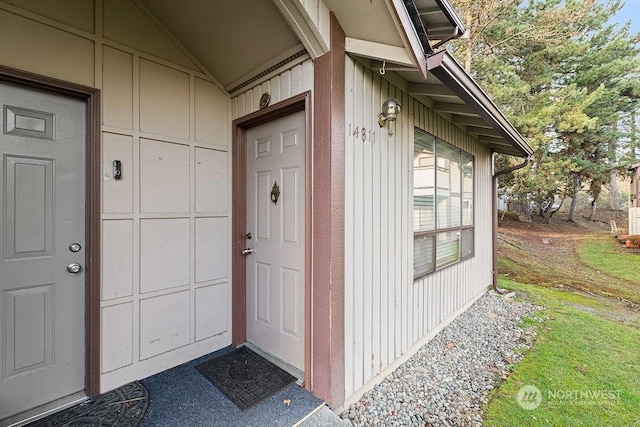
[378,98,401,136]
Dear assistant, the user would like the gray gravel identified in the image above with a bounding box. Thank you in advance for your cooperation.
[339,291,542,427]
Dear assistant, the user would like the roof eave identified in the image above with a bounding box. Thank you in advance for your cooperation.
[434,0,467,36]
[401,0,433,54]
[427,51,533,158]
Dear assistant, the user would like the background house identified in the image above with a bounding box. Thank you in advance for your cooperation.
[0,0,532,423]
[630,163,640,234]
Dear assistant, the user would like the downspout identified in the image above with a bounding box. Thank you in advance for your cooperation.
[492,154,530,293]
[431,27,460,50]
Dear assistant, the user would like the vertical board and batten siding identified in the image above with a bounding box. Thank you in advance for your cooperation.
[0,0,233,393]
[230,59,314,120]
[344,56,494,401]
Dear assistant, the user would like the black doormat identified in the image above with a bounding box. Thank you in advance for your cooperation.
[27,382,148,427]
[196,346,297,411]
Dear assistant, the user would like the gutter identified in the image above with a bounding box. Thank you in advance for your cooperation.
[402,0,434,54]
[492,155,531,293]
[431,27,461,50]
[402,0,467,54]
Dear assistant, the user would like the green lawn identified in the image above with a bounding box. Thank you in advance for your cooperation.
[577,235,640,285]
[485,235,640,426]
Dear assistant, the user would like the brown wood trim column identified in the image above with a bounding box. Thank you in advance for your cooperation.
[312,13,346,408]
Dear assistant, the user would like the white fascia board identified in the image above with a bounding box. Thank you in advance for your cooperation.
[273,0,329,59]
[345,38,416,68]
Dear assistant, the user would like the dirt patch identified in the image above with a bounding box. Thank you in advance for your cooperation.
[498,208,640,328]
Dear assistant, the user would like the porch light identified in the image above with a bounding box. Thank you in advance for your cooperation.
[378,98,401,136]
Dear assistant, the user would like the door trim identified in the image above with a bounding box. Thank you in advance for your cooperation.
[232,91,312,389]
[0,65,101,396]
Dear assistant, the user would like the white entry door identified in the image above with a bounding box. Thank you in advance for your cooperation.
[245,110,305,371]
[0,82,86,420]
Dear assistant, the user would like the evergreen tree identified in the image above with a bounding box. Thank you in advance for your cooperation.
[447,0,640,221]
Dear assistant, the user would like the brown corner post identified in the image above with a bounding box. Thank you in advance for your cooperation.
[312,13,346,408]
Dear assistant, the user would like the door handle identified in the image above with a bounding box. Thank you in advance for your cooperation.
[67,263,82,273]
[241,248,254,256]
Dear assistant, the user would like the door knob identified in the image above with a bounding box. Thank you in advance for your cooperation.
[241,248,254,256]
[67,263,82,273]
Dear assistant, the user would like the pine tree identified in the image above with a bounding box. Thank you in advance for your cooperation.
[447,0,640,221]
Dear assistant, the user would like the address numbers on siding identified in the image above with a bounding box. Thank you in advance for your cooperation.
[347,123,376,143]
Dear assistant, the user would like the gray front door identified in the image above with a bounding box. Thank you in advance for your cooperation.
[0,82,86,420]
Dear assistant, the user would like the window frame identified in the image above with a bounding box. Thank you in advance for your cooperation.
[413,127,475,281]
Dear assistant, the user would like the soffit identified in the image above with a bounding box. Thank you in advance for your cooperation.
[324,0,406,48]
[413,0,465,41]
[141,0,302,88]
[342,1,530,157]
[140,0,528,156]
[403,65,531,157]
[347,55,530,157]
[322,0,462,50]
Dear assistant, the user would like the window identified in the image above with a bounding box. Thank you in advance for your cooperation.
[413,128,474,280]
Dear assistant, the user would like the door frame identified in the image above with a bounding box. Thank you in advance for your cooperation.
[232,91,312,389]
[0,65,101,396]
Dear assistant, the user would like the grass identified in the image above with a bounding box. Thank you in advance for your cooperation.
[499,233,640,305]
[577,235,640,285]
[484,280,640,426]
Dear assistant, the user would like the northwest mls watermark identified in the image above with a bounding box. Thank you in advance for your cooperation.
[516,385,622,410]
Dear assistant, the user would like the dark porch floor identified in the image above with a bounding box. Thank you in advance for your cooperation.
[139,346,327,426]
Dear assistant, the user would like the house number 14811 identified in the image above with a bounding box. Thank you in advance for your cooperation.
[348,123,375,143]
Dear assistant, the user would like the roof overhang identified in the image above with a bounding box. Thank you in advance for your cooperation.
[340,0,532,158]
[410,0,467,45]
[138,0,533,158]
[427,51,533,157]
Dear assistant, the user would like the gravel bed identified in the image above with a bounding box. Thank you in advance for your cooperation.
[340,292,542,427]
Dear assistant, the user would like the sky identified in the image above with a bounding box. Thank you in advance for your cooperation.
[609,1,640,34]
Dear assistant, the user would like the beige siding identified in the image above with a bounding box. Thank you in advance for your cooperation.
[0,0,232,393]
[344,56,494,402]
[0,7,94,86]
[231,58,314,120]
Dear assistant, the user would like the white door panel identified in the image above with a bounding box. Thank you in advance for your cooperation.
[245,110,305,370]
[0,82,86,421]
